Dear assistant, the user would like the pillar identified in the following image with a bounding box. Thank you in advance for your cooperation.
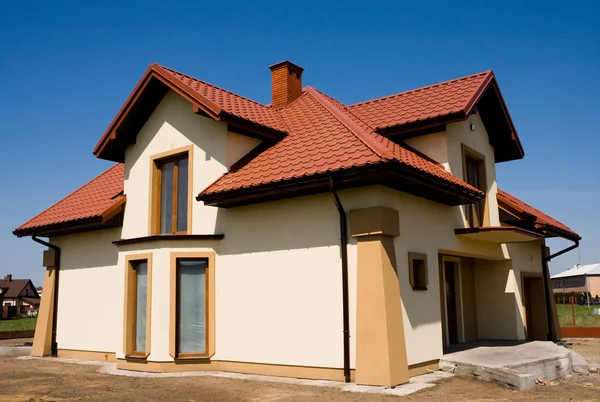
[349,206,409,386]
[31,249,57,357]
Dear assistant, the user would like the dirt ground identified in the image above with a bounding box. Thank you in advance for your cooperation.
[0,338,599,401]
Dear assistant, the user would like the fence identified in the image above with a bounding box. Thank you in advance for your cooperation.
[557,296,600,338]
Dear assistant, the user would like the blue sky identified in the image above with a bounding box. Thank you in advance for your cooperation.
[0,1,598,286]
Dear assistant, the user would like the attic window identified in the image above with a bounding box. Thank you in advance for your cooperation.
[408,252,428,291]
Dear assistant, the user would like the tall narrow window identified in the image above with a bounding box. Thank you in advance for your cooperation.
[125,255,152,358]
[176,258,208,357]
[462,146,486,228]
[155,152,189,234]
[133,261,148,355]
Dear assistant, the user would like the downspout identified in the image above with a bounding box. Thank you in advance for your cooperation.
[541,238,579,342]
[32,235,61,357]
[329,176,351,383]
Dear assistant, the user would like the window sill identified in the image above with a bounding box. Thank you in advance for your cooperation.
[125,354,148,362]
[174,356,211,364]
[412,287,428,291]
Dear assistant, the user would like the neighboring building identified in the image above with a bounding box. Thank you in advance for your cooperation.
[551,264,600,297]
[36,287,43,297]
[0,274,41,315]
[14,61,580,387]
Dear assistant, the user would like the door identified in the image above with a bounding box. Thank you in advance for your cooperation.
[523,276,548,341]
[444,261,459,344]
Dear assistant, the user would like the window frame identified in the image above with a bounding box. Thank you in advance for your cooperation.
[123,253,153,359]
[408,252,428,291]
[149,145,194,236]
[169,251,215,360]
[461,144,487,228]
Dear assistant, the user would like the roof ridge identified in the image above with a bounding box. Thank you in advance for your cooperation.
[15,163,123,232]
[348,70,493,108]
[305,87,394,160]
[156,63,272,109]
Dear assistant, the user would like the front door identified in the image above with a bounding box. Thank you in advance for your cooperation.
[444,261,459,344]
[522,276,548,341]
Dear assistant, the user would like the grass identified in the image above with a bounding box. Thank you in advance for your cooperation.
[0,316,37,332]
[557,304,600,327]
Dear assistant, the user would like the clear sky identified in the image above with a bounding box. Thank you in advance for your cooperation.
[1,1,598,287]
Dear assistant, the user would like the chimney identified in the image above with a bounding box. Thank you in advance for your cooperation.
[4,274,11,282]
[269,60,304,108]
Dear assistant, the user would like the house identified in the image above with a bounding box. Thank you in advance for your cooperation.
[13,61,580,386]
[552,264,600,298]
[0,274,41,316]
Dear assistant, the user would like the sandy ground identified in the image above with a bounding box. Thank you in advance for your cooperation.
[0,339,599,401]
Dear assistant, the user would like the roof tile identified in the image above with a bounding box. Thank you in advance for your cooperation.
[348,71,492,130]
[15,164,124,234]
[497,188,579,239]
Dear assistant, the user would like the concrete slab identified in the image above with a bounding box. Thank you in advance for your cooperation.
[0,346,31,357]
[441,341,573,391]
[570,351,589,375]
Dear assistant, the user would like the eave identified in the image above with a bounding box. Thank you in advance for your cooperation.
[93,64,287,163]
[13,197,126,238]
[198,162,483,208]
[376,75,524,163]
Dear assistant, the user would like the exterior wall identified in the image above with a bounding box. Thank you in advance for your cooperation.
[403,113,500,228]
[51,227,122,353]
[404,131,448,167]
[123,90,226,238]
[114,190,368,369]
[446,113,500,227]
[226,131,261,169]
[553,276,600,297]
[473,241,543,341]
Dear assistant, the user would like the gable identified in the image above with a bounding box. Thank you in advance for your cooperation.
[94,63,286,163]
[349,71,524,163]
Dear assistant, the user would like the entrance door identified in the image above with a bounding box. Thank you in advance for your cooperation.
[444,261,459,344]
[522,275,548,341]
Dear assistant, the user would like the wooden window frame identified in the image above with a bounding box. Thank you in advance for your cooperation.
[123,253,153,359]
[408,252,428,291]
[461,144,487,228]
[169,251,215,360]
[149,145,194,236]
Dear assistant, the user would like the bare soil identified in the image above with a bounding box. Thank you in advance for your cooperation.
[0,339,599,401]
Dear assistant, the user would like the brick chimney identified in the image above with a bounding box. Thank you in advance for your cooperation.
[269,61,304,109]
[4,274,11,282]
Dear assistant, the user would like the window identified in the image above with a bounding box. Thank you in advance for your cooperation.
[151,146,193,235]
[408,252,428,291]
[462,145,486,228]
[170,252,214,359]
[175,259,208,357]
[124,255,152,358]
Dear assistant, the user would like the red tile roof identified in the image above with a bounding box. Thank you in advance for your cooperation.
[156,64,288,133]
[16,63,574,241]
[200,86,480,196]
[14,164,125,236]
[497,189,579,240]
[348,71,493,131]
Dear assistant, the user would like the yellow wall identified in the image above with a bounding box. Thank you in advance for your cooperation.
[51,228,122,353]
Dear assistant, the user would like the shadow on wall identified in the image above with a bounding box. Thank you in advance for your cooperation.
[53,228,121,270]
[474,260,519,340]
[124,91,228,182]
[214,194,341,256]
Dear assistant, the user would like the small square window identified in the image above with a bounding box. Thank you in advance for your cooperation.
[408,252,428,291]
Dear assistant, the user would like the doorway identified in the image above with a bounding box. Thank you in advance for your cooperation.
[522,274,548,341]
[440,256,464,350]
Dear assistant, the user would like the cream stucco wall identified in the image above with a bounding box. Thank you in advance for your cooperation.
[226,131,261,169]
[51,227,122,353]
[402,112,500,228]
[123,90,266,239]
